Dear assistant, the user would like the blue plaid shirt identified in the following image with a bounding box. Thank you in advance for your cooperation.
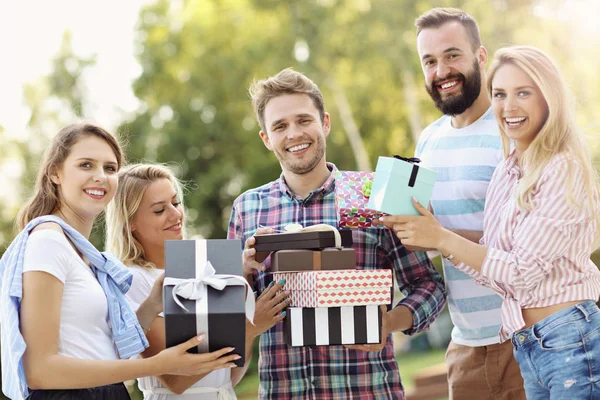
[228,163,446,400]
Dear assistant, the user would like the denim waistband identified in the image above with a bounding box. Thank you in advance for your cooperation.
[511,300,599,347]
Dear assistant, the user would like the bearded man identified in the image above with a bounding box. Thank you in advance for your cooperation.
[412,7,526,400]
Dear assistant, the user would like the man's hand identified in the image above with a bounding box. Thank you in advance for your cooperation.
[242,227,274,276]
[343,305,389,352]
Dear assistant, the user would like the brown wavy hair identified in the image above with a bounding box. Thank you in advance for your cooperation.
[16,122,124,230]
[249,68,325,133]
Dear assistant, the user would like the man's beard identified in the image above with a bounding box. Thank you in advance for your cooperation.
[275,134,326,175]
[426,59,482,116]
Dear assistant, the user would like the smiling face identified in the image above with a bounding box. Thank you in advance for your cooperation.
[259,93,330,175]
[417,21,485,116]
[51,134,119,219]
[130,178,184,252]
[491,63,549,154]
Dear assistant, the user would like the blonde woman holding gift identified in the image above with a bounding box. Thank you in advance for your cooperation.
[380,46,600,399]
[106,163,289,400]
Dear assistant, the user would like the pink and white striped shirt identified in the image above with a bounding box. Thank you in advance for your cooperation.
[455,151,600,341]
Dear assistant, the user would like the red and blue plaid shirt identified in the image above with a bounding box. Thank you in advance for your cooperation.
[228,163,446,400]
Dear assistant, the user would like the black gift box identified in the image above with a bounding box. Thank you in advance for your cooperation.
[283,305,382,347]
[254,229,353,253]
[164,239,246,367]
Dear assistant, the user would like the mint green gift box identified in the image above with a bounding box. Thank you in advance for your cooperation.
[367,156,437,215]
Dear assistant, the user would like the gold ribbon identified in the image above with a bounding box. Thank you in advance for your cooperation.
[312,251,321,270]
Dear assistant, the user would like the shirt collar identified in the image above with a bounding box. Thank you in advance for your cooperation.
[504,150,520,177]
[278,162,338,202]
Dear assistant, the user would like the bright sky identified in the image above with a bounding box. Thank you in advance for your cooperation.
[0,0,152,220]
[0,0,151,137]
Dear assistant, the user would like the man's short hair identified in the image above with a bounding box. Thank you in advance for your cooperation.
[249,68,325,133]
[415,8,482,51]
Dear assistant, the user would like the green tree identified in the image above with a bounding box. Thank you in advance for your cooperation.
[121,0,552,240]
[0,125,19,255]
[121,0,438,239]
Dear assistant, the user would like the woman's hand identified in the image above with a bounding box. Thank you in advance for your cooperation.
[242,227,274,276]
[154,334,240,376]
[379,198,447,250]
[248,280,290,339]
[136,272,164,335]
[145,272,165,315]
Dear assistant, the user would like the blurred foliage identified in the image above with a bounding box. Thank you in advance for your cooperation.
[116,0,600,240]
[0,31,106,251]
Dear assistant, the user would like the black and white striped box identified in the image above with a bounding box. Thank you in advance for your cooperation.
[283,305,382,346]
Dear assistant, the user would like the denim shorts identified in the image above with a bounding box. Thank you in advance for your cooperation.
[512,300,600,399]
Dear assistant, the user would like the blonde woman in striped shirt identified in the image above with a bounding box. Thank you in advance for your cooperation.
[379,46,600,399]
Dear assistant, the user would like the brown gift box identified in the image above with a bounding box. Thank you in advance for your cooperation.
[253,230,353,253]
[270,248,356,272]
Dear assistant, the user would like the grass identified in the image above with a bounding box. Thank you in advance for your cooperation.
[396,349,446,391]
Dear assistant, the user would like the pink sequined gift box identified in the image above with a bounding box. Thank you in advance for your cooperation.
[334,171,387,228]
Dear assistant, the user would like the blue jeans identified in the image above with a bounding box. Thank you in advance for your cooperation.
[512,300,600,399]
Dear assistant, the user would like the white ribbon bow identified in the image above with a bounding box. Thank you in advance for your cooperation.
[164,261,255,324]
[282,223,343,249]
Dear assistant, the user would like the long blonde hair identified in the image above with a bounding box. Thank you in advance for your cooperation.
[487,46,600,230]
[105,163,185,269]
[17,123,124,230]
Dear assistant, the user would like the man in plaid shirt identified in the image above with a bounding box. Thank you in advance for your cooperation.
[228,68,447,399]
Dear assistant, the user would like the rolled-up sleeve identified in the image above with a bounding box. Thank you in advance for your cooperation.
[480,162,590,291]
[383,230,447,335]
[454,260,492,287]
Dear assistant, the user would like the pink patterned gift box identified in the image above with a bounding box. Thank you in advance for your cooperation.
[335,171,387,228]
[274,269,392,290]
[274,269,393,308]
[286,287,392,308]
